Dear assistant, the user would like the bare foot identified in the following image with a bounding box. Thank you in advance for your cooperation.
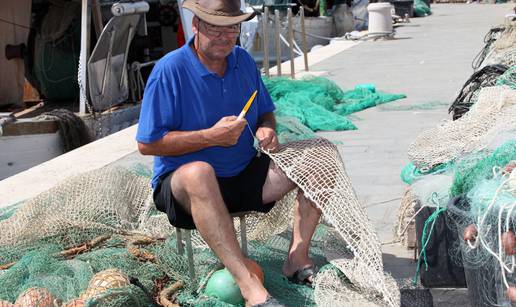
[239,274,269,307]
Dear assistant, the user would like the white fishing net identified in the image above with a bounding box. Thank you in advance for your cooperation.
[482,22,516,68]
[407,86,516,169]
[393,188,417,248]
[446,165,516,306]
[265,138,400,307]
[0,167,152,263]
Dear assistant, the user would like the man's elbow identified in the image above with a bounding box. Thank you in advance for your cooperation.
[138,142,153,155]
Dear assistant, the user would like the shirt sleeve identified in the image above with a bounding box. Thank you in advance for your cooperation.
[136,67,180,144]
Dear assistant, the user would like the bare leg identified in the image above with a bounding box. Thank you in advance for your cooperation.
[171,161,267,306]
[282,190,322,281]
[262,162,322,281]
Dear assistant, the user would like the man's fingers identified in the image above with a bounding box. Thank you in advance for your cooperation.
[259,136,272,148]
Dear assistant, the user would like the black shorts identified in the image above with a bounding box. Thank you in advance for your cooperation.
[153,154,276,229]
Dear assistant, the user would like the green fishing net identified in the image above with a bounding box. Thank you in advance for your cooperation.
[496,65,516,89]
[264,76,406,141]
[265,76,357,134]
[335,88,406,116]
[400,161,454,185]
[0,160,332,307]
[0,227,331,306]
[413,0,431,17]
[450,140,516,197]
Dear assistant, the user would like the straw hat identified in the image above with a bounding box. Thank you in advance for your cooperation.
[182,0,256,26]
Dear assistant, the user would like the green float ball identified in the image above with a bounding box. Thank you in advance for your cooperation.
[204,268,244,305]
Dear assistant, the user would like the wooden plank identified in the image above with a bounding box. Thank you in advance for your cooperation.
[1,120,59,136]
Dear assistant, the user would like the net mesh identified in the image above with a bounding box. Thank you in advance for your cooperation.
[496,65,516,89]
[407,86,516,170]
[446,162,515,306]
[264,76,406,139]
[265,138,399,306]
[0,138,400,306]
[472,25,506,70]
[447,64,508,120]
[482,22,516,68]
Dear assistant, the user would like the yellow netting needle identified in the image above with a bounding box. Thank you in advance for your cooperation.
[237,90,258,120]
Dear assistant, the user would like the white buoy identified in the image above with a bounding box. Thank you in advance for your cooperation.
[367,3,393,37]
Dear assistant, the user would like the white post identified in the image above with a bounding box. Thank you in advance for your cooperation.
[79,0,91,114]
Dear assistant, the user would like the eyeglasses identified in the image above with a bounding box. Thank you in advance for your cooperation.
[200,20,241,38]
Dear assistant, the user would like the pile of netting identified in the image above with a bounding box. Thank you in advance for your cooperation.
[0,138,401,306]
[408,86,516,170]
[446,160,515,306]
[447,64,508,120]
[264,76,406,142]
[497,65,516,89]
[481,21,516,69]
[395,37,516,303]
[449,21,515,120]
[396,138,516,303]
[413,0,431,18]
[472,25,508,70]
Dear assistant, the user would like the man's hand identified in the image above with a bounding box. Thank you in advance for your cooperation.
[205,116,247,147]
[256,126,279,152]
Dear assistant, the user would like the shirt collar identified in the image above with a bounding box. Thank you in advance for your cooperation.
[183,35,237,78]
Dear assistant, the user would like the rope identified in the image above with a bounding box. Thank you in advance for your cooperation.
[412,206,446,286]
[38,109,92,152]
[448,64,508,120]
[471,25,506,70]
[0,17,31,29]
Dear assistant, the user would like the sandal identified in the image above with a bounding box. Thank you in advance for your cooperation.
[287,265,318,286]
[252,296,286,307]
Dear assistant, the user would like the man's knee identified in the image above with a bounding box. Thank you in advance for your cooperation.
[173,161,216,193]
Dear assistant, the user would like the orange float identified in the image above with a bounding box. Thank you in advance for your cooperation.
[0,300,13,307]
[506,286,516,303]
[14,288,55,307]
[501,231,516,255]
[245,258,264,284]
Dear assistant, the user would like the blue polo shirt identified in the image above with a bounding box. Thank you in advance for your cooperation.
[136,37,275,189]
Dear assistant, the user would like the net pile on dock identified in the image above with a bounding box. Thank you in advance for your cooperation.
[0,138,400,306]
[482,22,516,68]
[408,86,516,170]
[397,25,516,303]
[264,76,406,142]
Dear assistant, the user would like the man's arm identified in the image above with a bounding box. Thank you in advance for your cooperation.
[257,112,276,130]
[256,112,279,152]
[138,116,247,156]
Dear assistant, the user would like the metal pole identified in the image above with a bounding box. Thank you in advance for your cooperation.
[300,6,309,72]
[101,29,116,96]
[262,6,270,78]
[91,0,103,39]
[120,26,133,89]
[274,9,281,77]
[79,0,91,114]
[287,7,295,79]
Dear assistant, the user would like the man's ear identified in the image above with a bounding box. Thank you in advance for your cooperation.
[192,16,199,34]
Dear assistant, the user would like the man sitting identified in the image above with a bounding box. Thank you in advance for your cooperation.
[136,1,322,306]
